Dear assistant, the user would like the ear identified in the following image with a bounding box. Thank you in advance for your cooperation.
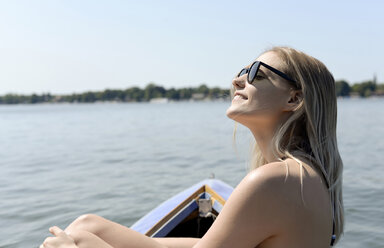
[283,90,303,112]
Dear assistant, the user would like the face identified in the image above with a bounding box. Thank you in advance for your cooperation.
[226,52,296,129]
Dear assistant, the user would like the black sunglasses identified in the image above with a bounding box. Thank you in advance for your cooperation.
[238,61,298,88]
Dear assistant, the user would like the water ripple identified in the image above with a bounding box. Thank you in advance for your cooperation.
[0,100,383,248]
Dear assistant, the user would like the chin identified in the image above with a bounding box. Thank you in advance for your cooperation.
[226,105,267,130]
[226,105,246,122]
[226,105,237,120]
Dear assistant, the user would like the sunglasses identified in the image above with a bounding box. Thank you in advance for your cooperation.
[237,61,298,88]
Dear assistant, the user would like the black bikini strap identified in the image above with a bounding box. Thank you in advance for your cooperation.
[330,199,336,246]
[330,220,336,246]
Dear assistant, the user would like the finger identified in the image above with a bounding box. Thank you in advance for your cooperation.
[43,236,54,246]
[49,226,65,236]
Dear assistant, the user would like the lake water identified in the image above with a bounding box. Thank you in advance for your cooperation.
[0,99,383,248]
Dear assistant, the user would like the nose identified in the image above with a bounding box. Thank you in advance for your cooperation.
[232,75,246,89]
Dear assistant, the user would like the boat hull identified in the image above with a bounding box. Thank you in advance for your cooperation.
[131,179,234,237]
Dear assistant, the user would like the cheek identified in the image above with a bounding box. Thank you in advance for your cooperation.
[226,87,286,125]
[249,86,287,112]
[226,78,291,125]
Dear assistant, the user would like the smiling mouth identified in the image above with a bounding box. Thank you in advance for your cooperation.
[233,94,248,100]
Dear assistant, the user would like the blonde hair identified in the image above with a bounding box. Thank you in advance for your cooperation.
[243,47,344,243]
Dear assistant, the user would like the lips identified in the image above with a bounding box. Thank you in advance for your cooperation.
[234,92,248,100]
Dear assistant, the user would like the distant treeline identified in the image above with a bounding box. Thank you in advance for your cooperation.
[1,80,383,104]
[335,80,384,97]
[0,84,230,104]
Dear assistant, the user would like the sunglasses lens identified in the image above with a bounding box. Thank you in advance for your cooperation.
[248,63,258,83]
[238,69,247,77]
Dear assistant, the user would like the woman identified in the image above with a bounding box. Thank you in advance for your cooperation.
[41,46,344,248]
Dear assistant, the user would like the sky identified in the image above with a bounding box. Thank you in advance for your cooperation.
[0,0,383,95]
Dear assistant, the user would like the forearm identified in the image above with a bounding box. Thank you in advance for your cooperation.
[153,238,200,248]
[64,214,167,248]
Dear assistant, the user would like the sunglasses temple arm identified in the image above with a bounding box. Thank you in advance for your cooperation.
[261,62,295,83]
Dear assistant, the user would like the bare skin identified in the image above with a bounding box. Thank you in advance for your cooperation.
[41,51,333,248]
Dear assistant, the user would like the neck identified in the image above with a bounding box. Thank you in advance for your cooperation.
[248,113,290,164]
[250,127,280,164]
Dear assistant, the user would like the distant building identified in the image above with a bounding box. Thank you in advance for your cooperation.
[150,97,168,103]
[53,95,62,102]
[191,93,205,101]
[349,92,360,98]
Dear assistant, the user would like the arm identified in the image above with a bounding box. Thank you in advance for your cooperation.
[153,238,200,248]
[193,162,292,248]
[41,226,83,248]
[41,162,294,248]
[42,226,164,248]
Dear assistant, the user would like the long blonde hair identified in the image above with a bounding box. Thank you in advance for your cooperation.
[246,47,344,243]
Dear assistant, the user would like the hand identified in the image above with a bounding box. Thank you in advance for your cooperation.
[40,226,78,248]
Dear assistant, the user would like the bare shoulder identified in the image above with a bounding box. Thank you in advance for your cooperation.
[241,159,333,246]
[246,158,330,194]
[238,161,295,200]
[248,158,332,211]
[194,159,332,248]
[194,161,299,248]
[244,160,291,183]
[240,159,310,198]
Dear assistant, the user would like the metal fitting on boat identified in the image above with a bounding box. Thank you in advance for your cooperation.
[197,198,216,219]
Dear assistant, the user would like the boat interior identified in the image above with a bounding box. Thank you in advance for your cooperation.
[147,184,226,238]
[165,208,219,238]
